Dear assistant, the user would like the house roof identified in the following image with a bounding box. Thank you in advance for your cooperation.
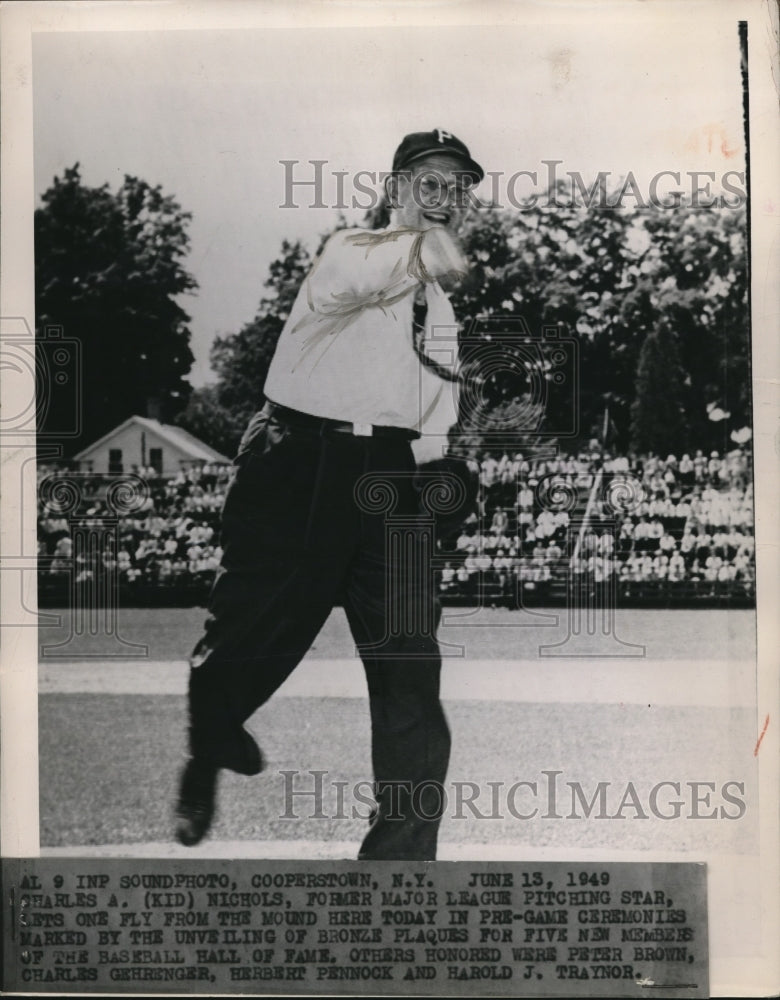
[74,415,231,464]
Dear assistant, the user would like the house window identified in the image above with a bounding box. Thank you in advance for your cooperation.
[149,448,163,474]
[108,449,123,474]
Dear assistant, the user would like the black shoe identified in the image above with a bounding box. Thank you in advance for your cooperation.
[175,758,218,846]
[190,727,265,777]
[220,728,264,776]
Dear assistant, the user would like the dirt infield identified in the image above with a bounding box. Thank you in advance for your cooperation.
[37,605,757,662]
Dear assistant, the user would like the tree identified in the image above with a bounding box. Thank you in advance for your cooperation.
[172,384,242,461]
[446,191,749,456]
[446,192,641,452]
[638,203,749,450]
[179,186,749,461]
[630,322,689,455]
[35,165,196,455]
[175,240,311,456]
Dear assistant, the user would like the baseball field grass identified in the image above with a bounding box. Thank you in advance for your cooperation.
[38,606,759,857]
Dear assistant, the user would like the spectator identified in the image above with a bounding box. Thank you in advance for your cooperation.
[36,446,754,604]
[50,537,72,576]
[440,562,456,595]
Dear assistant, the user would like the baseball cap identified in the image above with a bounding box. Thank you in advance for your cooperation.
[392,128,484,182]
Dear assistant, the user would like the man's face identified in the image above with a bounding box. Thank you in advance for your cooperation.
[389,153,475,235]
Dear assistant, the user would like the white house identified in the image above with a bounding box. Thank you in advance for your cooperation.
[73,415,230,476]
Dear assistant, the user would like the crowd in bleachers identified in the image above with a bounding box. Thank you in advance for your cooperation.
[38,463,230,593]
[37,445,754,605]
[436,445,754,602]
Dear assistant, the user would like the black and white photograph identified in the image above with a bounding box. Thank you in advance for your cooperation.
[1,0,778,996]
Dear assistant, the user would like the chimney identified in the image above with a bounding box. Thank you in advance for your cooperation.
[146,395,162,421]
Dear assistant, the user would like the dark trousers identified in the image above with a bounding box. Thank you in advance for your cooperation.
[187,406,451,860]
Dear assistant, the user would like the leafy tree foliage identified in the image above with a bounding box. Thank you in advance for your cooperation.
[448,189,748,456]
[171,384,240,461]
[630,322,689,455]
[638,204,749,451]
[178,184,749,461]
[176,240,311,456]
[35,165,196,454]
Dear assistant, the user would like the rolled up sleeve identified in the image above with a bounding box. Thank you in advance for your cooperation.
[305,228,433,316]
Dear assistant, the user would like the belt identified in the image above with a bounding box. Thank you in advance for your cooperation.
[263,401,420,441]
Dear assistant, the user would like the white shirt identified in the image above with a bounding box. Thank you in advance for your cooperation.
[265,227,459,446]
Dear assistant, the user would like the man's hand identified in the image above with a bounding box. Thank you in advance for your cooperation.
[420,226,469,290]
